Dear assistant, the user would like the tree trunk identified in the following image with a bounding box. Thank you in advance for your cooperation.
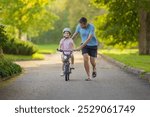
[139,9,150,55]
[0,47,4,58]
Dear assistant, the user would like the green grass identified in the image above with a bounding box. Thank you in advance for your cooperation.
[99,49,150,72]
[4,53,44,61]
[37,44,58,54]
[3,44,58,61]
[4,54,32,61]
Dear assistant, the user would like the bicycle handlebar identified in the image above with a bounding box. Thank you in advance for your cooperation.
[57,49,72,52]
[57,49,74,55]
[57,49,79,52]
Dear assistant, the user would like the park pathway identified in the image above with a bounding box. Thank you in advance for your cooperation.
[0,52,150,100]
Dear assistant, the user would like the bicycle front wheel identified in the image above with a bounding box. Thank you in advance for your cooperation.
[64,63,70,81]
[65,73,69,81]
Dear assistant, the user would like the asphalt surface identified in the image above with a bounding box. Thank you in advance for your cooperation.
[0,52,150,100]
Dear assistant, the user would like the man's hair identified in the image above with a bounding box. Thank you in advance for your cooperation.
[79,17,87,24]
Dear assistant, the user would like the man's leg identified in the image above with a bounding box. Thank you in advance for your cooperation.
[90,56,96,72]
[89,46,97,78]
[83,53,90,79]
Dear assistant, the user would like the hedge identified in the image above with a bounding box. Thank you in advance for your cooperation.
[0,57,22,79]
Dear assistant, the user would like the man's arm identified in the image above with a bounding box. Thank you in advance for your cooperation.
[71,32,78,40]
[76,34,93,50]
[76,25,95,50]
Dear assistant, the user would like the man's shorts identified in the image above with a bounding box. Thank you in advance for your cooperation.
[82,45,98,57]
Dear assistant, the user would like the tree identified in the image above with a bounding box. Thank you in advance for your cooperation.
[138,6,150,55]
[92,0,150,55]
[66,0,101,28]
[0,0,58,40]
[0,25,7,56]
[31,0,102,44]
[31,0,69,44]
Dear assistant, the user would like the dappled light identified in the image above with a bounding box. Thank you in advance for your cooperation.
[0,0,150,101]
[15,52,84,68]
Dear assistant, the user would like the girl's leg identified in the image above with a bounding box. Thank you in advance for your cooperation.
[60,54,64,76]
[71,54,74,68]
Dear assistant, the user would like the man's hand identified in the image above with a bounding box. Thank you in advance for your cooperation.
[74,46,82,51]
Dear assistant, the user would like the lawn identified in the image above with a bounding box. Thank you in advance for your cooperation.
[4,53,44,61]
[3,44,58,61]
[99,49,150,72]
[37,44,58,54]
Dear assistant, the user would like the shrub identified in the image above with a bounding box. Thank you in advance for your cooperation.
[3,38,38,55]
[32,53,44,60]
[0,25,38,55]
[0,57,22,79]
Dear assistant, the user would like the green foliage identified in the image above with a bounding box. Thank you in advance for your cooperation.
[0,24,38,56]
[32,53,44,60]
[37,44,58,54]
[0,57,22,79]
[4,54,32,61]
[31,6,69,44]
[0,25,8,47]
[31,0,101,44]
[2,38,38,55]
[66,0,100,28]
[92,0,140,47]
[0,0,58,38]
[4,53,44,61]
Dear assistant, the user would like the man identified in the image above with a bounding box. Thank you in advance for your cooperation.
[72,17,98,81]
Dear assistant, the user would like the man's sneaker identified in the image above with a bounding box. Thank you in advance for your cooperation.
[92,72,97,78]
[85,78,92,81]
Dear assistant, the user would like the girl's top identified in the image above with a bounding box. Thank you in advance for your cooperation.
[60,38,74,55]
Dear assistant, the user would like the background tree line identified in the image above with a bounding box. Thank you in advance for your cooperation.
[0,0,150,55]
[31,0,101,45]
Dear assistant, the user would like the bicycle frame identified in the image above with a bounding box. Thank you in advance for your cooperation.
[57,49,74,81]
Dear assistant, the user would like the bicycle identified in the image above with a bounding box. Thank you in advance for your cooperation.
[57,49,75,81]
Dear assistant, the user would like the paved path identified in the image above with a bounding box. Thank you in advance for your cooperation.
[0,52,150,100]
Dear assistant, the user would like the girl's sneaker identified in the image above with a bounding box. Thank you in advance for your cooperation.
[60,71,64,76]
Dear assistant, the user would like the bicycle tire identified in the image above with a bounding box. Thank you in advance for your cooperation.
[64,63,69,81]
[65,74,68,81]
[65,73,70,81]
[67,66,70,81]
[67,73,70,81]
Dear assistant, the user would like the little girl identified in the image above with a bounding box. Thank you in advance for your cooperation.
[59,28,75,76]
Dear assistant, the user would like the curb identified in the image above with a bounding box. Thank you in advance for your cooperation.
[0,67,23,82]
[0,72,22,82]
[100,54,150,83]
